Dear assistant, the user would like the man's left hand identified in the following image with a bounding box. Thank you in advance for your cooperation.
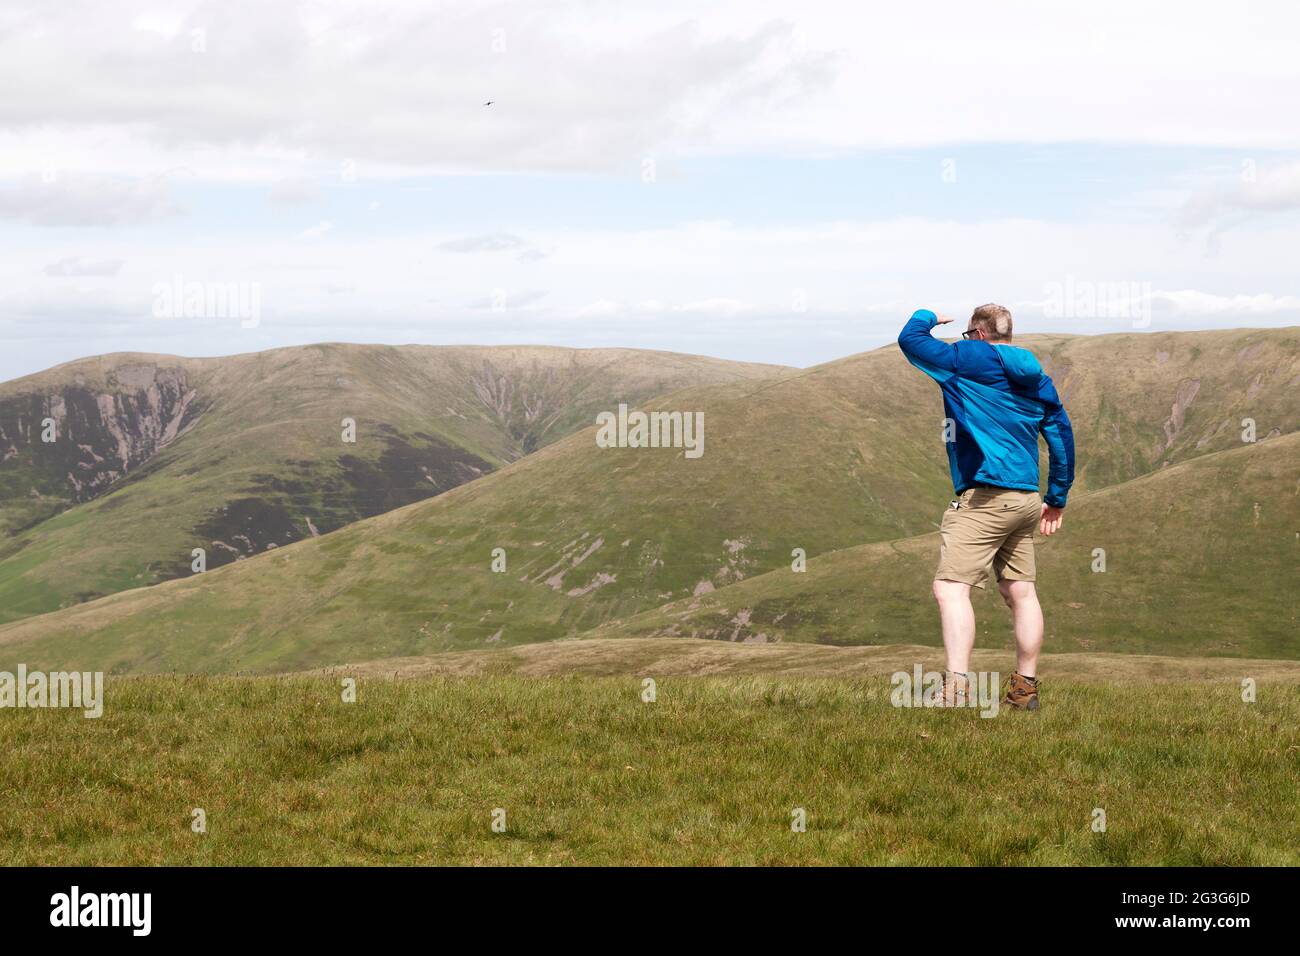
[1040,504,1064,536]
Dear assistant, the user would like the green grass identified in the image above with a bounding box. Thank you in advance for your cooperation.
[2,669,1296,865]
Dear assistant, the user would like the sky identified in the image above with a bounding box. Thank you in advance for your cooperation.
[2,0,1300,380]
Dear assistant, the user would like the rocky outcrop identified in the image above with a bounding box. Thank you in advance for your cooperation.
[0,364,203,508]
[1161,378,1201,451]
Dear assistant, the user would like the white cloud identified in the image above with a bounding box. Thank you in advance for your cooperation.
[677,297,752,316]
[0,172,179,226]
[298,220,334,240]
[439,233,528,254]
[575,298,625,318]
[43,257,125,277]
[467,288,548,310]
[269,177,321,206]
[0,1,833,181]
[1178,161,1300,229]
[2,0,1296,186]
[1153,290,1300,315]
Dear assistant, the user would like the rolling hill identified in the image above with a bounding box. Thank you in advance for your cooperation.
[0,326,1295,673]
[0,344,787,623]
[588,431,1300,659]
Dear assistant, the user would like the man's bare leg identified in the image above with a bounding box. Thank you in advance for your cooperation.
[932,578,976,674]
[998,579,1043,678]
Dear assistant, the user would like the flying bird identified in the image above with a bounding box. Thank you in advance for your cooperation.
[483,101,494,106]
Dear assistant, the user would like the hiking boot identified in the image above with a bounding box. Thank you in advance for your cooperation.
[1003,672,1040,711]
[938,670,971,707]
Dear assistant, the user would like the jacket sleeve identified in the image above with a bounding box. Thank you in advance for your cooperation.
[897,309,957,382]
[1035,375,1075,508]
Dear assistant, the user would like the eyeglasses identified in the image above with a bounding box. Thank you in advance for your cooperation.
[962,329,982,340]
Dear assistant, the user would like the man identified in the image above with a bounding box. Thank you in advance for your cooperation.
[898,304,1074,710]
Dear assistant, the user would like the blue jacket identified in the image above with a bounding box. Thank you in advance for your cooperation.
[898,309,1075,508]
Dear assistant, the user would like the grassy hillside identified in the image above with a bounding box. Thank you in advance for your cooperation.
[1028,327,1299,488]
[3,666,1296,865]
[0,344,784,623]
[591,433,1300,660]
[0,327,1295,673]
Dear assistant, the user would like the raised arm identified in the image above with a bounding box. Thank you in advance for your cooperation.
[897,309,957,382]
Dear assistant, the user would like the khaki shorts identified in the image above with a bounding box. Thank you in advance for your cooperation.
[935,487,1041,589]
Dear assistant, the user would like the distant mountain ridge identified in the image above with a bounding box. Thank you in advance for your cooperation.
[0,343,788,622]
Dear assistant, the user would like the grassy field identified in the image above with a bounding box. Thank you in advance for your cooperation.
[3,641,1297,866]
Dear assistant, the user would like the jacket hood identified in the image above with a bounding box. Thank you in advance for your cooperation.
[995,345,1042,386]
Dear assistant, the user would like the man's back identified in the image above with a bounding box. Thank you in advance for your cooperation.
[898,308,1074,507]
